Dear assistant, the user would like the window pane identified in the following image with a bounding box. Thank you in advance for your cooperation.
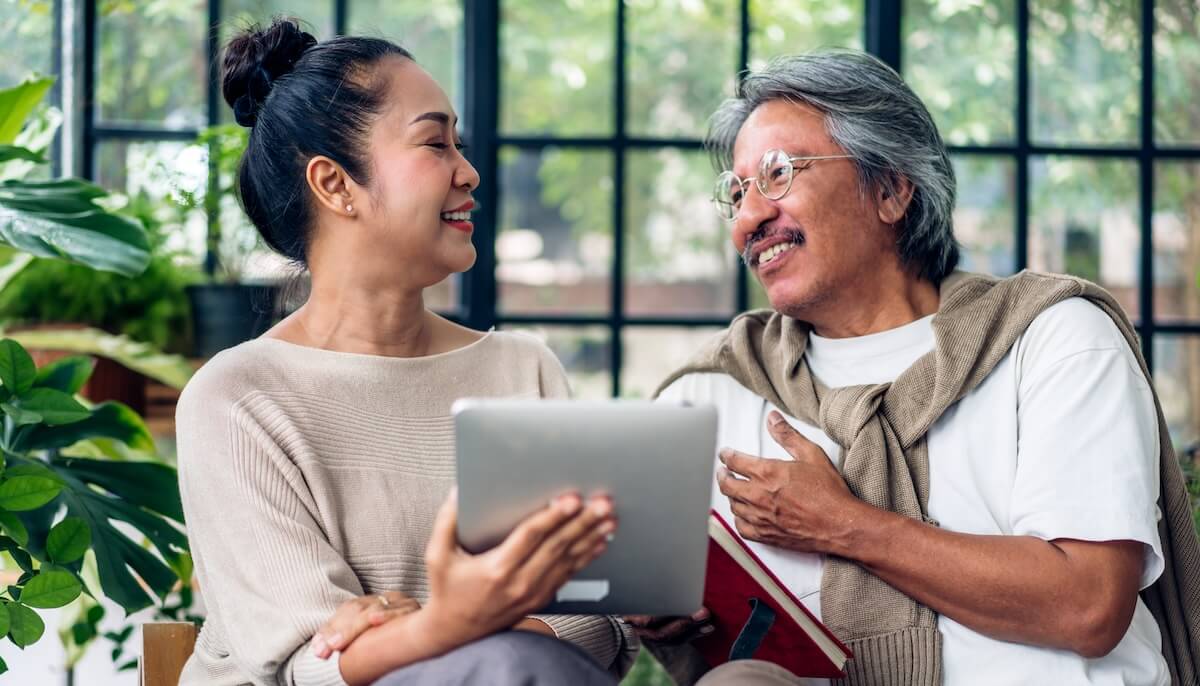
[497,147,613,315]
[621,326,721,399]
[222,1,333,39]
[1155,1,1200,146]
[98,0,207,128]
[750,0,863,69]
[904,0,1016,145]
[1030,0,1140,145]
[348,2,463,111]
[500,0,614,136]
[95,140,210,260]
[953,155,1016,276]
[1154,161,1200,323]
[625,148,736,317]
[1029,157,1139,320]
[626,0,737,138]
[504,324,612,399]
[1154,335,1200,459]
[1,0,54,84]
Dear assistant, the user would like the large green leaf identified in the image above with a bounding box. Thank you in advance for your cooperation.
[0,107,62,182]
[0,401,41,425]
[46,517,90,564]
[16,401,154,453]
[0,475,62,511]
[20,568,82,609]
[0,78,54,145]
[0,252,34,293]
[13,388,90,425]
[4,601,44,647]
[0,179,150,276]
[0,338,36,395]
[0,145,45,165]
[51,457,182,522]
[46,457,187,614]
[0,510,28,547]
[0,601,9,638]
[33,355,95,395]
[3,327,193,389]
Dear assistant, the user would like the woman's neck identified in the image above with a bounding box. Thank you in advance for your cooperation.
[269,276,438,358]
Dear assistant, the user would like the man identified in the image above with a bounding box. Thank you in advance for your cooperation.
[629,50,1200,685]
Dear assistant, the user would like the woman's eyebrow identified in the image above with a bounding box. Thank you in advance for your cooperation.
[409,111,456,127]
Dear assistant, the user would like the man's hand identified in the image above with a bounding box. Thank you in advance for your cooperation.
[624,608,712,643]
[717,410,869,556]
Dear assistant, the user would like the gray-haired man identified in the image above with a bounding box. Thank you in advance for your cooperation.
[630,50,1200,685]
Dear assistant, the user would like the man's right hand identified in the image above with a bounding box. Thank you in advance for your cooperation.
[624,607,712,643]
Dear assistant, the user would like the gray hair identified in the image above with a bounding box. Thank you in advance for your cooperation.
[708,49,960,283]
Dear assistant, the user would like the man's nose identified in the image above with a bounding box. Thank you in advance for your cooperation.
[732,184,779,251]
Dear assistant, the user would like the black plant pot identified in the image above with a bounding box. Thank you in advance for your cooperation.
[186,283,280,358]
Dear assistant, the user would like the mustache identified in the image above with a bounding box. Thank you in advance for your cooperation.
[741,227,806,267]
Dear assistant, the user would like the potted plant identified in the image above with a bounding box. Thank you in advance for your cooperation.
[0,75,192,675]
[185,124,284,357]
[0,196,201,413]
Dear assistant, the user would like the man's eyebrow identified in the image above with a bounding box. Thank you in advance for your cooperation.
[409,111,455,127]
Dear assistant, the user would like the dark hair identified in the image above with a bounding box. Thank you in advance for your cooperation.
[221,17,412,265]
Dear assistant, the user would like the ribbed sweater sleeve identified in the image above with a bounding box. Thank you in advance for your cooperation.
[178,385,358,686]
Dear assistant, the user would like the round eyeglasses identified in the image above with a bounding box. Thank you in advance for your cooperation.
[712,149,853,221]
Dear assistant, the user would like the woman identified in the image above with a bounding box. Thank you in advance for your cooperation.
[175,18,636,686]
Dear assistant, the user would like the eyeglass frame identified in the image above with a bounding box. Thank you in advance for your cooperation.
[712,149,854,221]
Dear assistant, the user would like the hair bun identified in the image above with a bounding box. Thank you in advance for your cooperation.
[222,17,317,128]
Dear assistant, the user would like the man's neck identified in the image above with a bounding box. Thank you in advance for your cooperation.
[807,275,940,339]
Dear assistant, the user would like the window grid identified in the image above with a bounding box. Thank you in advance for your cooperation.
[75,0,1200,397]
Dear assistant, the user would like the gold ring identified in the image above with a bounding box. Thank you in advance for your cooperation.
[377,594,390,609]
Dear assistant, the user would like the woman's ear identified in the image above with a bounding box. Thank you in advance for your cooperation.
[876,175,915,226]
[306,156,358,217]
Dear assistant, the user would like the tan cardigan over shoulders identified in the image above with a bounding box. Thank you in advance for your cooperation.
[176,331,637,686]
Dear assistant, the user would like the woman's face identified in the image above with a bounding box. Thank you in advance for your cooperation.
[357,57,480,289]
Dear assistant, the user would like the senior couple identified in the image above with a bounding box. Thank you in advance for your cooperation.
[175,16,1200,686]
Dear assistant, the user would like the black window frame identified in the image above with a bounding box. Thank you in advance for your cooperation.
[76,0,1200,392]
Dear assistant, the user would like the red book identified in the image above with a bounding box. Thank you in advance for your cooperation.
[694,511,851,678]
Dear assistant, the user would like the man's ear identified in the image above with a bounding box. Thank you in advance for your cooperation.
[876,175,915,226]
[306,155,358,217]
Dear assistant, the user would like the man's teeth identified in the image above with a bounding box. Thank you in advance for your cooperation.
[756,241,799,266]
[441,211,471,222]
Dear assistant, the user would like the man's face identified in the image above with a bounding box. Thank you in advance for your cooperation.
[730,100,900,319]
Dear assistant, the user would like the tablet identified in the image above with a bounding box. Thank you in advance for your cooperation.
[453,398,717,616]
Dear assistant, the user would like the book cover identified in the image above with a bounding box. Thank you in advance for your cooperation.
[694,511,851,678]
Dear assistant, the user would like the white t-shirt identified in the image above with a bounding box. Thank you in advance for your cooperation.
[659,298,1168,685]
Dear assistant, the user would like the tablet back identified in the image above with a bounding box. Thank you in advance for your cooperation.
[454,399,717,615]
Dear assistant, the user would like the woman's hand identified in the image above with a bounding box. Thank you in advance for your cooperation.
[419,487,616,649]
[310,590,422,659]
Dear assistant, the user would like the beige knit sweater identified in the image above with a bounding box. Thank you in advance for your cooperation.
[176,332,637,686]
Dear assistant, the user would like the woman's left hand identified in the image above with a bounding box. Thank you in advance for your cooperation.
[310,591,422,659]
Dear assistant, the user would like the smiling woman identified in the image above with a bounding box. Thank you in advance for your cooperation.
[173,16,635,686]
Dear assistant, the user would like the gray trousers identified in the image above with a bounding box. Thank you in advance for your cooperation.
[371,631,617,686]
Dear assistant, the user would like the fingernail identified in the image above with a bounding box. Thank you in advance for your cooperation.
[700,625,715,635]
[327,632,344,649]
[691,608,710,621]
[716,466,729,480]
[557,495,581,514]
[768,411,784,426]
[309,635,327,656]
[590,499,612,516]
[598,520,616,535]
